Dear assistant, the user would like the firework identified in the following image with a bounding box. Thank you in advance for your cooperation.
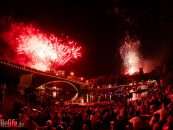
[120,34,142,75]
[4,22,81,71]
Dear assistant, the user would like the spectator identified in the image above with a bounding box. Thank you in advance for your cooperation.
[153,103,168,122]
[162,115,173,130]
[129,110,142,130]
[25,116,38,130]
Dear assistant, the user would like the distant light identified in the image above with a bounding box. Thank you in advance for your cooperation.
[53,91,56,98]
[81,98,84,103]
[52,86,56,89]
[108,84,112,88]
[129,83,133,86]
[86,93,89,103]
[39,86,45,90]
[70,72,74,76]
[80,77,84,81]
[110,94,112,100]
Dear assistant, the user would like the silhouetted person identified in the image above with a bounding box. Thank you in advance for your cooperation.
[24,87,29,103]
[11,100,21,119]
[0,85,3,106]
[0,83,6,106]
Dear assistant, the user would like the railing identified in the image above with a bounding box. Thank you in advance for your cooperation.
[0,57,82,85]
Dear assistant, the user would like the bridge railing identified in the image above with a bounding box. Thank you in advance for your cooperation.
[0,57,82,85]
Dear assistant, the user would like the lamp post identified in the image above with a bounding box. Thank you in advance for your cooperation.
[70,72,74,76]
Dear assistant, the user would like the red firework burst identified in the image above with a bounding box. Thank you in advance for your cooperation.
[4,22,81,71]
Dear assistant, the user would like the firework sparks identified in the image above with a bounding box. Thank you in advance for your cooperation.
[120,34,142,75]
[4,22,81,71]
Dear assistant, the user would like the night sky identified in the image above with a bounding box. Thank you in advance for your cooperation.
[0,0,173,78]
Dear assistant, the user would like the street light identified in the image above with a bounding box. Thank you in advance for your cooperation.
[70,72,74,76]
[80,77,84,81]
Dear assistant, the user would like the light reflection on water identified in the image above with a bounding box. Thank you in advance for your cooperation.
[69,91,148,104]
[127,91,148,102]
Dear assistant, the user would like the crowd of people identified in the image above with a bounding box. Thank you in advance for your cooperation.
[1,80,173,130]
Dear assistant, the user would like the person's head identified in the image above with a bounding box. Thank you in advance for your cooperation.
[152,95,155,100]
[29,115,33,121]
[19,113,24,120]
[167,115,173,124]
[135,110,140,117]
[83,123,89,130]
[136,100,141,106]
[114,109,120,115]
[110,121,115,129]
[46,120,52,127]
[150,105,155,113]
[117,114,122,121]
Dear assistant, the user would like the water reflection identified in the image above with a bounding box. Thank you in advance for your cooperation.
[127,91,148,102]
[86,93,89,103]
[71,93,78,102]
[69,91,148,104]
[37,81,78,101]
[37,81,149,104]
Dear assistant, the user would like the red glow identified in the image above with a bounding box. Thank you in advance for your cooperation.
[4,23,81,71]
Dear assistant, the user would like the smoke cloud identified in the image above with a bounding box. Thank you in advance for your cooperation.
[143,44,170,73]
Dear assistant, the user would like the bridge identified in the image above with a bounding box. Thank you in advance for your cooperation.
[0,58,83,91]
